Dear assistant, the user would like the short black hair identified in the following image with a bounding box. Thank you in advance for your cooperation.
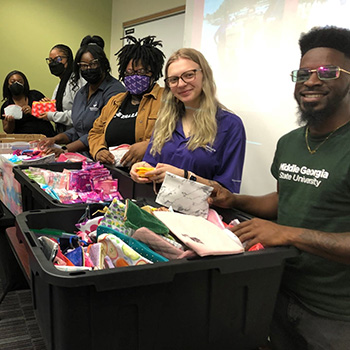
[73,36,111,85]
[115,35,165,81]
[2,70,30,101]
[299,26,350,59]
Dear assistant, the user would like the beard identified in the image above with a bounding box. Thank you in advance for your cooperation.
[296,82,350,128]
[297,103,334,128]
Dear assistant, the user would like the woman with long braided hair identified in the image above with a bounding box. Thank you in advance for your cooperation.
[88,35,165,166]
[38,44,85,133]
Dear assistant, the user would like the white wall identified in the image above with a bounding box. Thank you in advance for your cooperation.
[185,0,350,195]
[110,0,185,77]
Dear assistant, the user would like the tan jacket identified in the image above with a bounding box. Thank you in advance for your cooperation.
[88,83,163,159]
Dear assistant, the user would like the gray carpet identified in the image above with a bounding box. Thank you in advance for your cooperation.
[0,283,47,350]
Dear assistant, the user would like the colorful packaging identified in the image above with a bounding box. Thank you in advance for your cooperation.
[31,100,56,117]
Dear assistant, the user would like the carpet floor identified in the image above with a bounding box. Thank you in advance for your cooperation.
[0,283,47,350]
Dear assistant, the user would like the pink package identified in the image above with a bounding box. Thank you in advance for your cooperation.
[207,208,225,229]
[57,152,87,163]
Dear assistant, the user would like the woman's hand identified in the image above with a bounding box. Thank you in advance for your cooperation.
[95,149,115,164]
[130,161,154,183]
[121,141,148,167]
[40,97,51,102]
[2,115,15,133]
[22,105,32,115]
[42,147,64,157]
[38,137,56,150]
[151,163,183,182]
[38,112,49,121]
[131,162,183,183]
[2,114,15,122]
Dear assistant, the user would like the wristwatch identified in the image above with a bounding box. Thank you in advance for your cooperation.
[61,146,68,153]
[188,172,197,181]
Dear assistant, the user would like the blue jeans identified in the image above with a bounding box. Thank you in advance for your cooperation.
[270,291,350,350]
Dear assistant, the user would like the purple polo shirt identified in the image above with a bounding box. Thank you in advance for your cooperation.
[143,108,246,193]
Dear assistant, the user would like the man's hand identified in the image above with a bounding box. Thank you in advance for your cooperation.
[232,218,291,250]
[208,182,236,208]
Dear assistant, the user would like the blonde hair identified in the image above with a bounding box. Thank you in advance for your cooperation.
[150,48,224,156]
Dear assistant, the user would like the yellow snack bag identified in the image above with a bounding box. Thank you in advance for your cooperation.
[136,167,155,178]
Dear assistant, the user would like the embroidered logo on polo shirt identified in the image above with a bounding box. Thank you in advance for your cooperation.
[205,145,216,153]
[89,101,99,111]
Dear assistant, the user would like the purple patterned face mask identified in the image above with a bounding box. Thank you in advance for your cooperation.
[124,75,151,95]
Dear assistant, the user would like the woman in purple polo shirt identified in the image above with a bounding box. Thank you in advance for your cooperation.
[130,48,245,193]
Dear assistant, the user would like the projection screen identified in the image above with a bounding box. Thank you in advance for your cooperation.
[184,0,350,194]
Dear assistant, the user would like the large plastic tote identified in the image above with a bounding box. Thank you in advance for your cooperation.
[15,206,297,350]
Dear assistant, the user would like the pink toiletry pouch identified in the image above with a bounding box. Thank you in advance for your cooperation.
[132,227,185,260]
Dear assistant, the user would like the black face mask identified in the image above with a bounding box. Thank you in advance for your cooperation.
[49,62,65,77]
[9,81,24,96]
[81,68,103,84]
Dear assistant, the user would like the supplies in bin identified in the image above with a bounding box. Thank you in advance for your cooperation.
[32,199,175,270]
[33,197,264,272]
[154,211,244,257]
[23,161,123,204]
[31,100,56,117]
[2,142,53,164]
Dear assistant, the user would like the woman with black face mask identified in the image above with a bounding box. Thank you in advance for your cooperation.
[1,70,56,136]
[38,35,125,157]
[37,44,85,133]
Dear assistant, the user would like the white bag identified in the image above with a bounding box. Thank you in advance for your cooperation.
[155,171,213,218]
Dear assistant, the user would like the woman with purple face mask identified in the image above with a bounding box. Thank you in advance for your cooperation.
[88,35,165,167]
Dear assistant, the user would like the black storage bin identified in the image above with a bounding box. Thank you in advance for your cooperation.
[12,162,135,211]
[15,207,297,350]
[0,201,28,303]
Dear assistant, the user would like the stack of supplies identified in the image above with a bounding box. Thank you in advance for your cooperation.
[23,161,122,204]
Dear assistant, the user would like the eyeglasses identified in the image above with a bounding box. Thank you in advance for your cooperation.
[45,56,67,64]
[165,69,202,87]
[291,65,350,83]
[77,59,100,71]
[124,68,151,76]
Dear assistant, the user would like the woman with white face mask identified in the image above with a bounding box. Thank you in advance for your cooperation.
[1,70,56,136]
[38,44,85,133]
[88,35,165,167]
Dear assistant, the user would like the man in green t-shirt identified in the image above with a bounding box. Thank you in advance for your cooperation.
[210,26,350,350]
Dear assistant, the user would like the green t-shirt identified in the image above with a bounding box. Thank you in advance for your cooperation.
[271,123,350,320]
